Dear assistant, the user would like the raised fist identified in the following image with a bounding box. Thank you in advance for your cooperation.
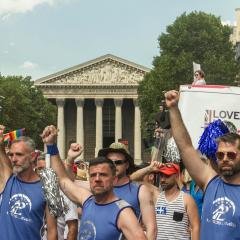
[41,125,58,145]
[164,90,179,108]
[67,143,83,162]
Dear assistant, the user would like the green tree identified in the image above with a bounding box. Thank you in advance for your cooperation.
[138,11,239,134]
[0,75,57,148]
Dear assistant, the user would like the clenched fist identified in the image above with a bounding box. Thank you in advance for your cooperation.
[41,125,58,145]
[67,143,83,163]
[164,90,179,109]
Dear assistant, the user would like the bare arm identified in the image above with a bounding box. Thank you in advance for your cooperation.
[66,220,78,240]
[130,161,162,182]
[45,205,58,240]
[117,208,147,240]
[165,91,216,190]
[184,194,200,240]
[0,126,12,192]
[41,126,91,205]
[130,165,152,181]
[64,194,79,240]
[139,185,157,240]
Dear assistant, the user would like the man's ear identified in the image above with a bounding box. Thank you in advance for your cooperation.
[149,173,154,181]
[30,152,37,162]
[113,175,118,185]
[126,161,129,169]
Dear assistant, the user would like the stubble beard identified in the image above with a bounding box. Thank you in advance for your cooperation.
[219,161,240,178]
[161,182,175,191]
[12,161,31,174]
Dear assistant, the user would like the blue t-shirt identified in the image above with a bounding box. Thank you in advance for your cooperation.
[0,175,46,240]
[78,196,131,240]
[201,176,240,240]
[114,181,141,218]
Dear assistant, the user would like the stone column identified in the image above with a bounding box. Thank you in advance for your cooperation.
[133,99,142,164]
[95,99,104,157]
[75,98,85,160]
[56,98,65,159]
[114,98,123,142]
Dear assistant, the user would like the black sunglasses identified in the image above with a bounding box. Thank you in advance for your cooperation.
[216,151,237,161]
[113,159,127,165]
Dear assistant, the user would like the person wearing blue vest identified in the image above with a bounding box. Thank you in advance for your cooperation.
[41,125,147,240]
[98,142,157,240]
[0,126,57,240]
[165,90,240,240]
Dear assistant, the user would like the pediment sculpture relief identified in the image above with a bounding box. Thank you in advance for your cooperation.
[45,61,145,85]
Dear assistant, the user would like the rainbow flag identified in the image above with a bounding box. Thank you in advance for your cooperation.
[3,128,25,143]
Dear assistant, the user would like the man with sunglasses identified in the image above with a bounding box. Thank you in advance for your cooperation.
[98,142,157,240]
[165,90,240,240]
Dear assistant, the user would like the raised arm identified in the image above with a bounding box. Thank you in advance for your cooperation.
[41,125,91,205]
[0,125,12,192]
[165,91,216,190]
[130,161,162,182]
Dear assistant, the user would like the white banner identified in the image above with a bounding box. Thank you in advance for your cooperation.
[178,85,240,148]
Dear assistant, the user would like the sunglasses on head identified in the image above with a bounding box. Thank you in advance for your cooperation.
[215,151,238,161]
[164,163,174,167]
[113,159,127,165]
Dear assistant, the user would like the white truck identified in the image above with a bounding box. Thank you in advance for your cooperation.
[178,85,240,148]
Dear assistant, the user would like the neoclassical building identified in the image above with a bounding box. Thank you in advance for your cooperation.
[230,8,240,45]
[35,54,150,164]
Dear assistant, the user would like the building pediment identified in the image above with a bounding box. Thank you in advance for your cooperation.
[35,54,150,87]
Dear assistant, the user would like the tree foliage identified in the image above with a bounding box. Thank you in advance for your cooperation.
[138,11,239,134]
[0,75,57,148]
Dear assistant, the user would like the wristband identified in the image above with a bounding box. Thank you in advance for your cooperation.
[47,144,59,156]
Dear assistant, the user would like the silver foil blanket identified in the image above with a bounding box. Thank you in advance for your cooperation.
[39,168,69,217]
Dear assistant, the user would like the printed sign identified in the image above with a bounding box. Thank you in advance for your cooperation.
[178,85,240,148]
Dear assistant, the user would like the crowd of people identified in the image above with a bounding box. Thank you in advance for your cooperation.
[0,89,240,240]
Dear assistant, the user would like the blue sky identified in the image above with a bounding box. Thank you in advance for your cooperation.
[0,0,239,80]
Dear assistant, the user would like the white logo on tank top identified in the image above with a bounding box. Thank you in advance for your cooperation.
[7,193,32,222]
[208,196,236,228]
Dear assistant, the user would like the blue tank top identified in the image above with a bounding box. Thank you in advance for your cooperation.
[0,175,46,240]
[190,180,203,217]
[114,181,141,218]
[201,176,240,240]
[78,196,131,240]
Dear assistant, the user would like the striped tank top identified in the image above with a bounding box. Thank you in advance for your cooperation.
[155,191,190,240]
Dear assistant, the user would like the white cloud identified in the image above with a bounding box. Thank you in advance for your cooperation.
[0,0,57,17]
[20,61,38,69]
[222,20,236,26]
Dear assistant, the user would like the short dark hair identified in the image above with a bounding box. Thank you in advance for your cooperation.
[216,133,240,150]
[89,157,116,176]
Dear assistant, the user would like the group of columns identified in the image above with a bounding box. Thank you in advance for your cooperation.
[56,98,142,164]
